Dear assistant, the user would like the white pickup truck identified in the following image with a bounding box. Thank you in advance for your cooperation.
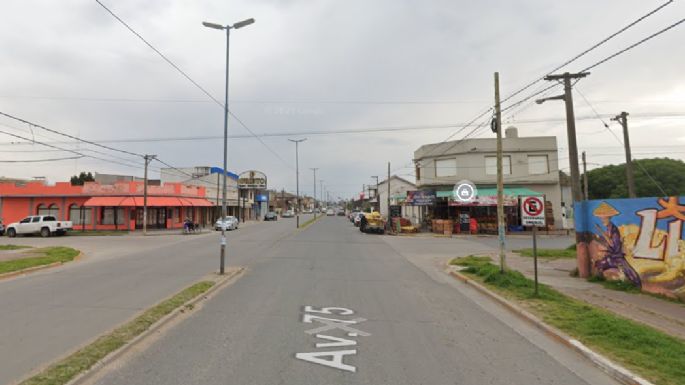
[6,215,73,238]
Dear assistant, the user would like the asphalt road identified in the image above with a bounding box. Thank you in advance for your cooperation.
[0,216,310,385]
[93,217,619,385]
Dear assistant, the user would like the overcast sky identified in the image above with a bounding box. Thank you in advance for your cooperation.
[0,0,683,199]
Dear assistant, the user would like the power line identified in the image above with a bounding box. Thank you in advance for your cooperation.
[0,155,84,163]
[94,0,292,169]
[0,111,143,158]
[500,0,674,105]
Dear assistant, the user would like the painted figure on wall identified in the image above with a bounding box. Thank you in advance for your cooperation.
[592,202,641,287]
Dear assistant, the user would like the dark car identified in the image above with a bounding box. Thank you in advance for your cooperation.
[264,212,278,221]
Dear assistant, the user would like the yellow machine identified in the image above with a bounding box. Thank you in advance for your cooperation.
[360,211,385,234]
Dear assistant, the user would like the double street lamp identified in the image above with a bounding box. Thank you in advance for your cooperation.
[203,17,255,275]
[288,138,307,228]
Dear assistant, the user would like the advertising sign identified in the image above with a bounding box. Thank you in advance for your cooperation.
[521,196,546,226]
[406,190,435,206]
[237,170,267,189]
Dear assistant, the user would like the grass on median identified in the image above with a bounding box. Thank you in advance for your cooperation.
[300,214,323,229]
[513,248,576,258]
[20,280,215,385]
[0,244,32,250]
[0,247,80,275]
[450,255,685,385]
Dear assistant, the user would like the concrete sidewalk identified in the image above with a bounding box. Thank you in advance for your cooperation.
[504,252,685,340]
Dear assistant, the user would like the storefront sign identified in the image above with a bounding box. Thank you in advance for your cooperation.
[449,195,518,206]
[521,196,546,226]
[389,205,401,218]
[406,190,435,206]
[237,170,267,189]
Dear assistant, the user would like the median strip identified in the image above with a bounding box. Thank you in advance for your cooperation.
[449,256,685,385]
[19,280,217,385]
[300,214,323,229]
[0,246,80,276]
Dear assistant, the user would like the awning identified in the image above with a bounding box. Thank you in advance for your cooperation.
[83,196,214,207]
[437,187,543,199]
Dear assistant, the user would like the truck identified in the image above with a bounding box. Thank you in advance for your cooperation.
[359,212,385,234]
[6,215,73,238]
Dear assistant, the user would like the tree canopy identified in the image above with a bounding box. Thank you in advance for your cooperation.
[70,172,95,186]
[583,158,685,199]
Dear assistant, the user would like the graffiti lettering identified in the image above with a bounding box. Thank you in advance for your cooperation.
[656,197,685,221]
[634,209,665,260]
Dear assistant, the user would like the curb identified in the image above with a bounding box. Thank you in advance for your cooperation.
[65,267,245,385]
[0,250,84,281]
[447,268,654,385]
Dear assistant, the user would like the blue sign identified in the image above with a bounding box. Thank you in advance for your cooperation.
[256,194,268,202]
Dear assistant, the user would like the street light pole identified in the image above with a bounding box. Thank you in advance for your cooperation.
[203,17,255,275]
[143,154,156,236]
[371,175,379,212]
[288,138,307,228]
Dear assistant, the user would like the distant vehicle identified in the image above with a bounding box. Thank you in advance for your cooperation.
[303,209,313,214]
[6,215,72,237]
[349,211,358,222]
[326,208,335,216]
[282,210,295,218]
[336,209,346,216]
[264,212,278,221]
[215,216,239,231]
[360,212,385,234]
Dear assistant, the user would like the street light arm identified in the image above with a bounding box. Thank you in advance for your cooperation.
[535,94,566,104]
[202,21,225,30]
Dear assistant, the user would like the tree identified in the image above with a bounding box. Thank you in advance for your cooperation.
[583,158,685,199]
[70,172,95,186]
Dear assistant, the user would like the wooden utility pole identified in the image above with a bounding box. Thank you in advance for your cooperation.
[611,112,636,198]
[143,154,156,235]
[387,162,391,219]
[494,72,506,273]
[582,151,589,200]
[540,71,590,277]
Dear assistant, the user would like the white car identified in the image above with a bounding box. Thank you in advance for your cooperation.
[215,216,239,231]
[6,215,73,237]
[282,210,295,218]
[326,209,335,216]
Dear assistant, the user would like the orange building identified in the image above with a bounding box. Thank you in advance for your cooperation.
[0,180,213,231]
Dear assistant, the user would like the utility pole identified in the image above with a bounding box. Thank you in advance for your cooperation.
[319,180,324,210]
[611,112,636,198]
[387,162,391,218]
[538,71,590,277]
[494,72,506,273]
[582,151,589,200]
[311,168,318,218]
[371,176,379,212]
[143,154,156,236]
[288,138,306,228]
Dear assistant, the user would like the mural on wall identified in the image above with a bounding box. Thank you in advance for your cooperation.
[575,196,685,301]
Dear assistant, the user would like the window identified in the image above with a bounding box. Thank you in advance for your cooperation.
[485,156,511,175]
[101,207,125,225]
[31,217,41,223]
[435,158,457,177]
[20,217,31,224]
[43,216,56,221]
[528,155,549,175]
[69,204,92,225]
[37,204,59,217]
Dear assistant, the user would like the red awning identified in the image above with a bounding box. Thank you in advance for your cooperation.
[83,196,212,207]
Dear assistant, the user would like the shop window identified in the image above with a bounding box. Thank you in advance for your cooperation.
[37,204,59,217]
[69,204,92,225]
[101,207,125,225]
[485,156,511,175]
[528,155,549,175]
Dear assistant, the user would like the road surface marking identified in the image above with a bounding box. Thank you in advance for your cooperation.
[296,305,371,373]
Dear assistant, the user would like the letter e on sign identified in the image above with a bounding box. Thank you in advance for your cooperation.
[521,196,546,227]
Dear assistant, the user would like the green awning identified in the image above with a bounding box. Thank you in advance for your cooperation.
[391,194,406,200]
[436,187,543,198]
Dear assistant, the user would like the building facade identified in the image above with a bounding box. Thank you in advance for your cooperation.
[376,175,421,223]
[160,166,240,220]
[413,127,562,230]
[0,180,213,231]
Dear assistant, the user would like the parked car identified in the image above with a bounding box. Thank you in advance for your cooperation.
[215,216,239,231]
[0,220,4,236]
[264,212,278,221]
[326,208,335,216]
[6,215,73,237]
[303,209,313,214]
[336,209,346,216]
[282,210,295,218]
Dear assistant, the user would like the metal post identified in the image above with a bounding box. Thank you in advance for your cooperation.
[387,162,391,233]
[612,112,636,198]
[143,154,156,236]
[311,168,318,219]
[533,224,539,296]
[494,72,506,272]
[218,27,231,275]
[288,138,306,228]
